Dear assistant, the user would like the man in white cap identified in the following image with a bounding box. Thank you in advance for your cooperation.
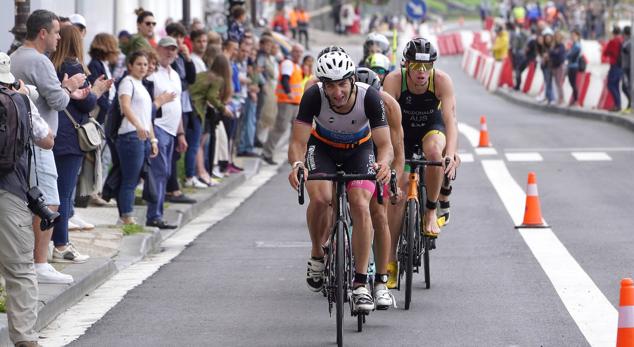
[145,36,188,229]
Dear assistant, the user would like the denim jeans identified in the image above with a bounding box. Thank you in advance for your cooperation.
[183,111,202,178]
[147,126,174,223]
[543,67,554,103]
[608,65,624,109]
[238,98,257,153]
[53,154,84,246]
[116,131,149,217]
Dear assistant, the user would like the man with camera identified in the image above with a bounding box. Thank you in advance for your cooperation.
[0,51,55,347]
[11,9,90,283]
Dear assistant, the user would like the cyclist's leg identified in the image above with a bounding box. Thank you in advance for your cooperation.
[306,181,333,257]
[370,197,389,276]
[305,137,337,258]
[370,195,396,307]
[422,130,446,236]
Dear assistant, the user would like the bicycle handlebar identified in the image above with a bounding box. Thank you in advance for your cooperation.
[297,171,388,205]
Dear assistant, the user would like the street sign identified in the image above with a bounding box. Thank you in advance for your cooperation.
[406,0,427,21]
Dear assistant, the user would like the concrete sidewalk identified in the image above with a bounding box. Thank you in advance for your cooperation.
[0,153,283,346]
[495,88,634,133]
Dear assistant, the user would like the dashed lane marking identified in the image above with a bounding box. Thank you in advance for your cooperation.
[571,152,612,161]
[474,147,498,155]
[504,152,543,162]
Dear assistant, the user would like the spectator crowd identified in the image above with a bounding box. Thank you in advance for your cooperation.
[487,0,632,112]
[0,4,316,346]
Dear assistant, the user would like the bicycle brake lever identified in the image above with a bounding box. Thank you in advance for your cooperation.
[298,169,305,205]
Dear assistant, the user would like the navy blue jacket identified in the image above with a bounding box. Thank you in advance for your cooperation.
[54,59,97,157]
[87,59,112,124]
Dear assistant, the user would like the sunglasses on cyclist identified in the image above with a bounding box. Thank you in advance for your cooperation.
[371,67,388,75]
[408,62,434,72]
[144,21,157,26]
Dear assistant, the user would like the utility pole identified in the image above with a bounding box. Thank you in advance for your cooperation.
[183,0,191,28]
[9,0,30,54]
[251,0,257,27]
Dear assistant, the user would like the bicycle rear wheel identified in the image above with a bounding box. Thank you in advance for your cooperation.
[404,199,417,310]
[336,221,345,347]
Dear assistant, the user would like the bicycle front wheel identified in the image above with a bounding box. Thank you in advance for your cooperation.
[404,199,417,310]
[336,221,345,347]
[423,236,431,289]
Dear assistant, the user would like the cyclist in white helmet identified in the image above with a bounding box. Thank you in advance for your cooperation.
[288,50,394,313]
[360,32,390,67]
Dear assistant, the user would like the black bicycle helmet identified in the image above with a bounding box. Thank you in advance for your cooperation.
[355,67,381,91]
[317,46,348,59]
[402,37,437,62]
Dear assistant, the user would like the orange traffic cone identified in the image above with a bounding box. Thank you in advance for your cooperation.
[478,116,490,147]
[515,172,549,228]
[617,278,634,347]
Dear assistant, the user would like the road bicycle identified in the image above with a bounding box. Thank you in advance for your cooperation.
[298,168,384,347]
[398,154,448,310]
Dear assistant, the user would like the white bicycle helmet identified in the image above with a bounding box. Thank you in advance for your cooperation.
[315,51,356,82]
[364,32,390,55]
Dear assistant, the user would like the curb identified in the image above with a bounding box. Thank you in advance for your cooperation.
[0,159,262,346]
[495,88,634,133]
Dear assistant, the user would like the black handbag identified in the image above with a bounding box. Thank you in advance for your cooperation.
[141,158,158,204]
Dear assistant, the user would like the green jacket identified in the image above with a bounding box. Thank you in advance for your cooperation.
[122,34,152,56]
[190,71,227,121]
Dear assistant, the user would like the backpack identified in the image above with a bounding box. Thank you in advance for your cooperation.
[105,74,132,141]
[578,54,587,72]
[0,86,31,175]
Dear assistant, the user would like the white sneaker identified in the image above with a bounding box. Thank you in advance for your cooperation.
[68,219,81,231]
[184,177,208,189]
[212,167,225,179]
[306,258,325,292]
[52,243,90,263]
[373,283,396,310]
[35,263,74,284]
[69,215,95,230]
[351,286,375,312]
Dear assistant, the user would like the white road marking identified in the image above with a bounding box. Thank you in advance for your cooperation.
[505,147,634,152]
[474,147,498,155]
[458,122,480,147]
[38,165,282,347]
[571,152,612,161]
[458,153,475,163]
[255,241,312,248]
[481,160,617,347]
[505,152,543,162]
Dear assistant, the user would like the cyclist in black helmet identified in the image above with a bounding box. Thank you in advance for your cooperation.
[383,37,460,285]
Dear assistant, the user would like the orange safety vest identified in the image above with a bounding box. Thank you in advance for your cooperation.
[297,10,309,24]
[288,10,298,28]
[276,61,304,104]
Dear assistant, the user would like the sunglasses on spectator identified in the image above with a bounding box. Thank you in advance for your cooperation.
[371,67,388,75]
[144,21,157,26]
[409,62,434,72]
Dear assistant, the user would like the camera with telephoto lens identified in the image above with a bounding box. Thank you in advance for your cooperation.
[26,187,60,230]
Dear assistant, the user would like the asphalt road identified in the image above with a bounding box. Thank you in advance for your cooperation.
[65,42,634,347]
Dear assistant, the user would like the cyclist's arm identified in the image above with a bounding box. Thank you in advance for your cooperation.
[365,87,393,169]
[382,69,402,102]
[288,84,321,165]
[380,91,405,178]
